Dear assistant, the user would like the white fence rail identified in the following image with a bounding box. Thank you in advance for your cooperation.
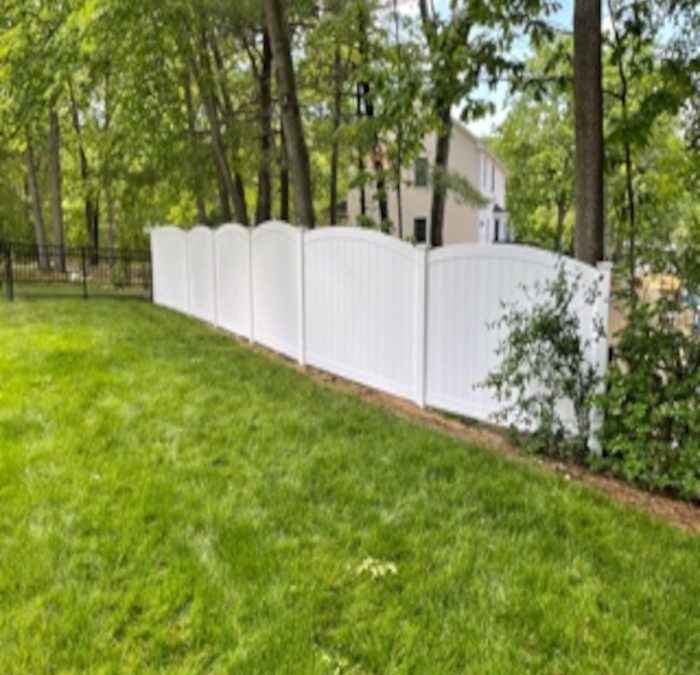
[151,222,611,443]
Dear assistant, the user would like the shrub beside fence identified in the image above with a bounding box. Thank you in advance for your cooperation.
[151,222,611,446]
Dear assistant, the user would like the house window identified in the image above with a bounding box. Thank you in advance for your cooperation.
[414,157,429,187]
[414,217,427,243]
[491,164,496,192]
[494,219,500,243]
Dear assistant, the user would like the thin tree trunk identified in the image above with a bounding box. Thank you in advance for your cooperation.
[68,81,99,260]
[419,0,452,247]
[608,0,637,295]
[187,50,247,225]
[430,108,452,247]
[256,29,273,224]
[214,153,233,222]
[106,189,116,260]
[393,0,404,239]
[184,72,207,223]
[207,31,249,225]
[24,140,50,271]
[279,124,290,221]
[102,73,117,262]
[356,83,367,218]
[363,84,389,229]
[329,43,342,226]
[48,106,65,272]
[264,0,315,228]
[573,0,605,264]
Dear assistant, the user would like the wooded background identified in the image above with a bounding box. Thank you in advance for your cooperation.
[0,0,697,274]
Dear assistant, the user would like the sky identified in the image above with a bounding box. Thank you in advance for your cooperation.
[465,0,575,136]
[426,0,576,137]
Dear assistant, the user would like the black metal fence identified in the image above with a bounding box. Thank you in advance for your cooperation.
[1,242,152,300]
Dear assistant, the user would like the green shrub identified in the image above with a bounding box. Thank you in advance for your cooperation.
[597,251,700,500]
[484,265,603,460]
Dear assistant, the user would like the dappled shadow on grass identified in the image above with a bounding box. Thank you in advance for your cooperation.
[1,299,699,673]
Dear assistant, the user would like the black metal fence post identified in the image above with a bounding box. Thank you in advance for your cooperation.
[81,247,88,300]
[4,243,13,301]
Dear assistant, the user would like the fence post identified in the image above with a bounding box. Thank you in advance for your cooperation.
[248,227,255,344]
[81,246,88,300]
[211,231,219,327]
[4,243,13,301]
[588,261,613,454]
[297,226,307,367]
[413,244,428,407]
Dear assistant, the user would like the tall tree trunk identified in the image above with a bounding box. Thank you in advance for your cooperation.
[279,124,290,221]
[573,0,605,264]
[419,0,453,248]
[264,0,315,228]
[24,140,50,271]
[207,31,249,225]
[187,50,247,225]
[48,106,65,272]
[329,43,342,226]
[256,29,274,224]
[393,0,404,239]
[184,72,207,223]
[430,108,452,248]
[68,81,99,261]
[356,83,367,218]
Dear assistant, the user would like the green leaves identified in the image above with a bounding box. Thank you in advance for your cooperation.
[483,265,602,459]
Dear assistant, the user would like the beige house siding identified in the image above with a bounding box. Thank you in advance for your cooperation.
[346,122,507,244]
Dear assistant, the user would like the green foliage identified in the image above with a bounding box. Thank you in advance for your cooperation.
[484,266,603,459]
[492,38,574,251]
[597,249,700,500]
[2,300,700,672]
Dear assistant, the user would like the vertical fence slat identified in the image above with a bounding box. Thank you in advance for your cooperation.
[413,245,428,408]
[298,227,306,366]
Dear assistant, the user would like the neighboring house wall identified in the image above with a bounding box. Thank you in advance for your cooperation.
[346,122,508,244]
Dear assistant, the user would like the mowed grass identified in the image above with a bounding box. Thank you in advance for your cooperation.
[1,301,699,674]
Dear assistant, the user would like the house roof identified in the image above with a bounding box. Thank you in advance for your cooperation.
[452,118,509,177]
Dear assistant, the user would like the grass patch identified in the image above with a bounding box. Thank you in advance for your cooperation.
[1,300,699,673]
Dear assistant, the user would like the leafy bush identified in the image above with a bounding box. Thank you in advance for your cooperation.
[597,250,700,500]
[484,265,603,460]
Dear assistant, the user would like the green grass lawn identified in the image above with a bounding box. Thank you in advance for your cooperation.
[1,300,699,674]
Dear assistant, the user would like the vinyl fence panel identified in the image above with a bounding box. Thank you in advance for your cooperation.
[305,228,420,400]
[151,223,610,449]
[214,224,251,338]
[187,226,217,324]
[150,226,188,314]
[251,222,302,360]
[425,244,603,425]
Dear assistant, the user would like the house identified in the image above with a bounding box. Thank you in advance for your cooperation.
[346,120,509,245]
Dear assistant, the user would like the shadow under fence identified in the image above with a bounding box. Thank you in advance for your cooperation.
[0,241,152,301]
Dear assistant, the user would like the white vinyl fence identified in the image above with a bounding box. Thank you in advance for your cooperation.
[151,222,611,443]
